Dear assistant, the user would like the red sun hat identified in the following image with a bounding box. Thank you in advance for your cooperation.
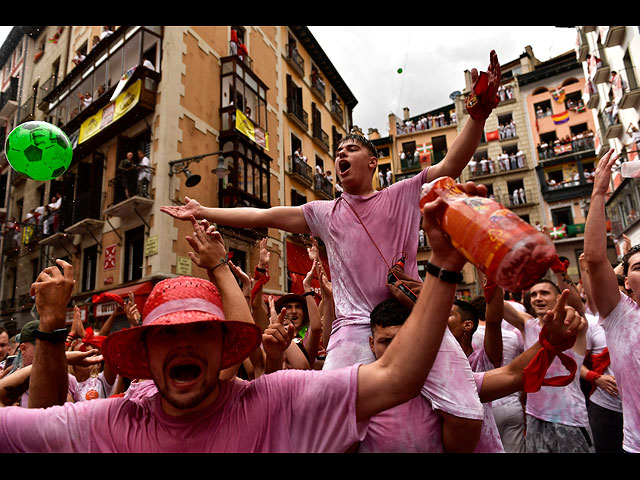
[102,276,262,380]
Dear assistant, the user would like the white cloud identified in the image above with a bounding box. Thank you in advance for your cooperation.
[308,26,579,135]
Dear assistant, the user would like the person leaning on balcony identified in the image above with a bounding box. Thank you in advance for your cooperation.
[136,149,151,198]
[118,152,136,198]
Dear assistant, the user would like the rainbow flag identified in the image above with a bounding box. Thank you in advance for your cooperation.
[552,111,570,124]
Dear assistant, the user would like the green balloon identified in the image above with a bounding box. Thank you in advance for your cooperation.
[397,68,403,74]
[5,121,73,181]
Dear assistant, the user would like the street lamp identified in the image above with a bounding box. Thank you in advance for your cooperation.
[168,151,229,187]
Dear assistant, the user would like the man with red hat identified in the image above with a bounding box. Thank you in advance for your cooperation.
[2,190,482,452]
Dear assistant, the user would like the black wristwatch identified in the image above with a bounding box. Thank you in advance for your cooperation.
[34,328,69,343]
[425,261,463,284]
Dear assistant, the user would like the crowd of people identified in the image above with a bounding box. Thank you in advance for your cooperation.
[537,130,596,160]
[0,49,637,455]
[396,110,456,136]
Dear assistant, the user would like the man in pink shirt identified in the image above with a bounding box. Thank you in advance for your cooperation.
[161,52,502,450]
[584,148,640,453]
[0,191,476,453]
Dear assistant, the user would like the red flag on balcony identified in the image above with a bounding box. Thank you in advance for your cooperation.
[486,129,499,141]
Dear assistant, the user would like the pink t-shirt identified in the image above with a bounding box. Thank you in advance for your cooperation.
[600,291,640,453]
[0,365,366,453]
[301,167,428,331]
[523,318,588,428]
[358,362,503,453]
[301,169,484,422]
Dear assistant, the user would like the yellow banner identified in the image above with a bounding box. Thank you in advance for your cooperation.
[235,108,269,150]
[78,80,141,144]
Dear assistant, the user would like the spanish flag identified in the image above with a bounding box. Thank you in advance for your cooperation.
[552,111,570,124]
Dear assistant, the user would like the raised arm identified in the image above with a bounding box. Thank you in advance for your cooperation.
[427,50,500,181]
[584,149,622,318]
[302,260,323,366]
[483,280,504,369]
[28,259,75,408]
[355,183,485,422]
[186,217,258,380]
[161,196,310,234]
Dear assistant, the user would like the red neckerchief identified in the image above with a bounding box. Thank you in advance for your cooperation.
[522,326,577,393]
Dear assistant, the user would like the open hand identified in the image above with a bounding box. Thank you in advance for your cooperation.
[160,196,202,221]
[592,148,618,196]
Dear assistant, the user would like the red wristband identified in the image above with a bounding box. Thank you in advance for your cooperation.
[585,370,602,384]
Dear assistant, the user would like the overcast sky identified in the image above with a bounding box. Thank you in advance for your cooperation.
[307,26,580,135]
[1,25,580,135]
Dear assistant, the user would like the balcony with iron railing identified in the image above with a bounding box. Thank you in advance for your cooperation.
[537,135,595,162]
[496,189,535,209]
[615,66,640,110]
[600,109,624,140]
[314,173,334,199]
[19,95,36,123]
[38,74,58,108]
[311,74,326,102]
[288,154,313,187]
[229,41,253,71]
[330,100,344,124]
[286,43,304,77]
[312,123,330,152]
[589,47,610,84]
[41,26,162,134]
[467,153,528,180]
[287,97,308,131]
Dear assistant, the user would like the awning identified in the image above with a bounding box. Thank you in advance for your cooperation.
[286,241,331,296]
[92,281,153,318]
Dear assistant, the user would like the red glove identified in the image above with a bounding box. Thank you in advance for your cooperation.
[466,71,500,120]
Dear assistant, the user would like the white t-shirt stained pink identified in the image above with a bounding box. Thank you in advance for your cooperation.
[301,168,484,422]
[0,365,366,453]
[600,291,640,453]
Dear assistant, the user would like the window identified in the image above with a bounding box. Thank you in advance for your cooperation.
[291,189,307,206]
[124,225,145,282]
[82,245,98,292]
[534,100,552,118]
[431,135,447,165]
[551,206,573,226]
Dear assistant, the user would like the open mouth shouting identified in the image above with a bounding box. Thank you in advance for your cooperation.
[337,159,351,177]
[167,357,205,389]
